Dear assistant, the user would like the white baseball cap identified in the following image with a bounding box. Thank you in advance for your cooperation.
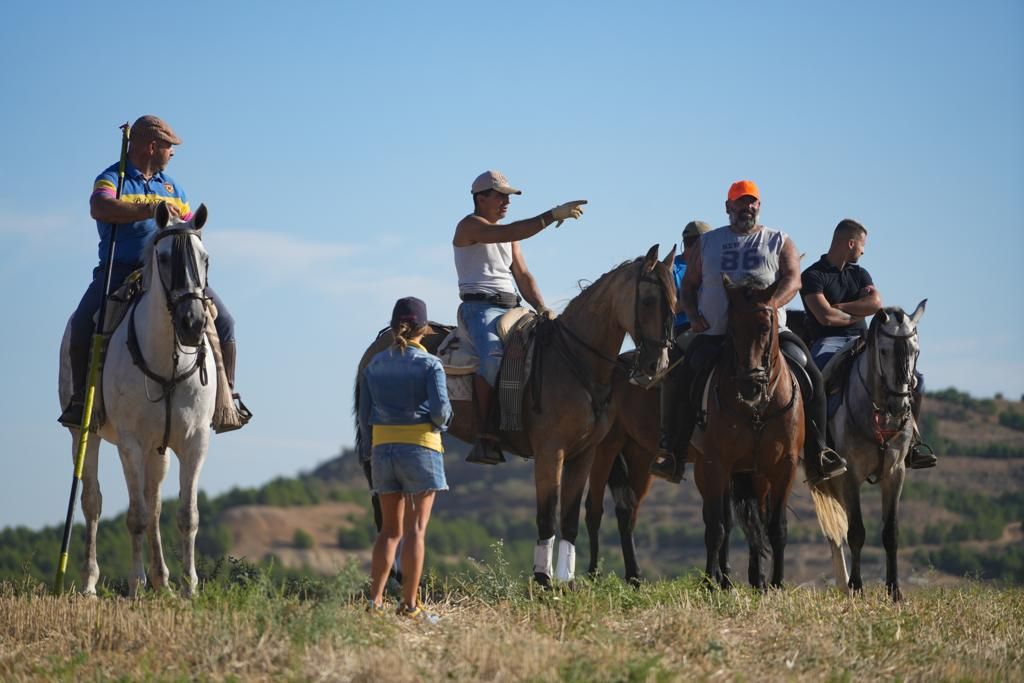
[471,170,522,195]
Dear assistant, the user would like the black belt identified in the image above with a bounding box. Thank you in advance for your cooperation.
[460,291,521,308]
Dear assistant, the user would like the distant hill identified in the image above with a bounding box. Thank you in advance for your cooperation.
[3,389,1022,591]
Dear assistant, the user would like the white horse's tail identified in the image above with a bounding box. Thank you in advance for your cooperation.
[809,477,848,546]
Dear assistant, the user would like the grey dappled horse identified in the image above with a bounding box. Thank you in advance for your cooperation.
[58,203,215,597]
[812,301,926,601]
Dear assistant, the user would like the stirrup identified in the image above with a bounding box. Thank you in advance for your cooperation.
[466,436,505,465]
[213,393,253,434]
[806,448,847,487]
[907,441,937,470]
[650,452,685,484]
[57,400,85,429]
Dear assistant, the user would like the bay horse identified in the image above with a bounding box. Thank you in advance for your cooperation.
[584,353,660,585]
[58,203,216,597]
[694,276,805,589]
[355,245,676,586]
[811,302,926,601]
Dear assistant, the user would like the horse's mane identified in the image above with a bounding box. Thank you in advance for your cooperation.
[561,256,675,319]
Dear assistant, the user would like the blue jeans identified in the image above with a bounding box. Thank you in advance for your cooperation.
[68,262,234,393]
[810,336,855,370]
[458,300,506,386]
[371,443,448,495]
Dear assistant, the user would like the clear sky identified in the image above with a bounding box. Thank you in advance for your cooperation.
[1,1,1021,530]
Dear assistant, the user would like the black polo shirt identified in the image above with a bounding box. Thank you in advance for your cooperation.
[800,255,874,343]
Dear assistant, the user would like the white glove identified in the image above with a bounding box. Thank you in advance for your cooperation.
[551,200,587,227]
[536,305,558,321]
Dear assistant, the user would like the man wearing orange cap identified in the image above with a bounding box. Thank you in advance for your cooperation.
[60,115,249,431]
[650,180,846,486]
[453,170,586,464]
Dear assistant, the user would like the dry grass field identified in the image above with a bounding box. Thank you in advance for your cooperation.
[2,565,1021,682]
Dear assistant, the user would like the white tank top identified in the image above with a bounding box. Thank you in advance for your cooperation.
[698,225,789,335]
[454,241,517,295]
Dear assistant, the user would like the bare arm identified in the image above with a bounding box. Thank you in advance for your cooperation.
[510,241,546,311]
[770,238,802,309]
[835,285,883,317]
[453,212,553,247]
[804,292,862,327]
[90,194,180,223]
[680,242,705,331]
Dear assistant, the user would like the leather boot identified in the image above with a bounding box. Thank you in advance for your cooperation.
[804,418,847,486]
[466,375,505,465]
[215,341,253,433]
[907,390,937,469]
[650,374,687,484]
[58,339,91,428]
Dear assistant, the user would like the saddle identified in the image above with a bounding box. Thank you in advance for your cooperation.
[86,273,238,433]
[820,336,866,419]
[437,306,539,432]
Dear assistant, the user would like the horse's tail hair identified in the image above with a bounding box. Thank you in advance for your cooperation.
[808,477,848,546]
[730,474,769,556]
[608,453,637,512]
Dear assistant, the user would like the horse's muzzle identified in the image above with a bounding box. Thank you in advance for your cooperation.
[736,371,768,403]
[174,300,207,347]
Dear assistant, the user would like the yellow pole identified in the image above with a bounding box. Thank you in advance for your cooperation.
[54,122,130,594]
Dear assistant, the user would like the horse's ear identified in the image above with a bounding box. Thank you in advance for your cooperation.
[759,279,780,304]
[910,299,927,324]
[877,309,890,325]
[191,204,208,230]
[661,244,676,267]
[643,244,659,273]
[155,201,170,229]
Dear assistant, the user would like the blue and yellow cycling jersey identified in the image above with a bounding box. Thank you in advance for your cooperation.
[91,160,191,265]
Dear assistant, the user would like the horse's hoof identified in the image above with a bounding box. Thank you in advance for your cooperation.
[889,585,904,602]
[627,575,642,589]
[533,572,552,589]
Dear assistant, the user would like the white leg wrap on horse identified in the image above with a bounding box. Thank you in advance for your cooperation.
[555,539,576,582]
[534,536,555,577]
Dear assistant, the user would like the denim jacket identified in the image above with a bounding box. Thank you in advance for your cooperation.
[358,342,452,456]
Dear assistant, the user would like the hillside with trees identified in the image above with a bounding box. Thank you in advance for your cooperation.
[3,389,1022,593]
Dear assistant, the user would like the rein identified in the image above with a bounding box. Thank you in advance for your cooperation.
[846,317,918,479]
[124,227,211,454]
[722,305,795,429]
[537,261,673,416]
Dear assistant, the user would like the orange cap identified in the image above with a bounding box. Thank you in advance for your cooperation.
[727,180,760,202]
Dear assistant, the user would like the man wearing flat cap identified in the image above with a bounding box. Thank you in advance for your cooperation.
[60,115,249,431]
[453,170,586,464]
[650,181,846,486]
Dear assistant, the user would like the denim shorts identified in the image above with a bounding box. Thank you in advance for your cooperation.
[371,443,448,495]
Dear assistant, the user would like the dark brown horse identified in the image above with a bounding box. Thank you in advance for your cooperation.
[694,276,805,589]
[584,356,660,585]
[355,245,676,586]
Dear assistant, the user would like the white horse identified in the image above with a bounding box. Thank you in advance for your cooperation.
[58,203,216,597]
[811,301,926,601]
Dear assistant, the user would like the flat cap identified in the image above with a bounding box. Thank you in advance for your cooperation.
[130,115,182,145]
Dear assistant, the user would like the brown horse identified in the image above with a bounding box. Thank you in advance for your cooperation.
[694,276,805,589]
[355,245,676,586]
[584,355,660,585]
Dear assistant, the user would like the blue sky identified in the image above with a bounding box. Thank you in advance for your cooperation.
[1,1,1021,529]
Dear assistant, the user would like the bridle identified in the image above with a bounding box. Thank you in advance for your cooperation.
[555,259,674,382]
[724,303,796,432]
[152,226,211,318]
[125,226,211,453]
[855,317,919,449]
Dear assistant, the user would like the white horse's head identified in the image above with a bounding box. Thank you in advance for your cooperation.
[870,300,926,420]
[148,202,210,347]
